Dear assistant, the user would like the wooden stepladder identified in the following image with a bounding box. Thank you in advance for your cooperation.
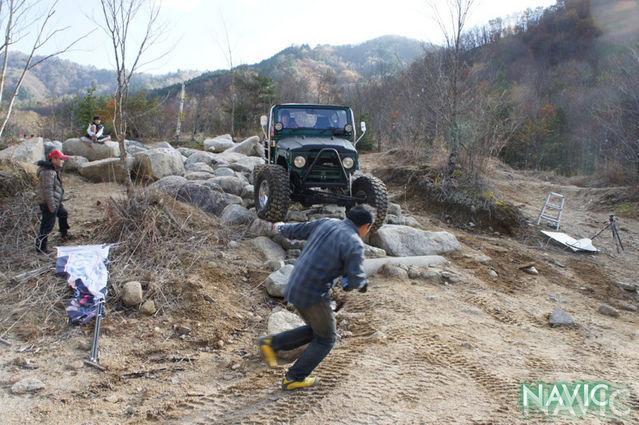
[537,192,565,230]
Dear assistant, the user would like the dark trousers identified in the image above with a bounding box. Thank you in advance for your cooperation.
[270,300,337,381]
[36,203,69,252]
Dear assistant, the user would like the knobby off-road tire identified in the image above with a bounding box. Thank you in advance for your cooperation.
[351,175,388,233]
[254,165,290,222]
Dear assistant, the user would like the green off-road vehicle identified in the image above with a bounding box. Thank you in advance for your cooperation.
[254,103,388,232]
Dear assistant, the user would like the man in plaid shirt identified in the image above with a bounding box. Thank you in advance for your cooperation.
[258,205,374,390]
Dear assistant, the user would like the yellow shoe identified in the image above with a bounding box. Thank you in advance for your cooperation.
[257,336,277,367]
[282,376,319,391]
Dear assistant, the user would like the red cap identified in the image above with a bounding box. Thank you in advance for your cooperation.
[49,150,69,160]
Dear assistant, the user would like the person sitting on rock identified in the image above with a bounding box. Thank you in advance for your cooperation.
[85,116,110,143]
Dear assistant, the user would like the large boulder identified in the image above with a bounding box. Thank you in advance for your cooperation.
[224,136,263,157]
[184,150,223,168]
[44,140,63,158]
[250,236,286,262]
[265,264,294,298]
[0,137,44,163]
[63,138,120,161]
[62,155,89,172]
[220,204,255,226]
[370,225,461,257]
[134,147,185,181]
[204,135,235,153]
[148,175,230,216]
[209,175,245,196]
[78,157,133,183]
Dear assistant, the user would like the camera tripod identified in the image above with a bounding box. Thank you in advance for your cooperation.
[591,213,624,255]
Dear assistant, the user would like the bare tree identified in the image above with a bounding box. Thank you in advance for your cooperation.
[427,0,478,171]
[0,0,88,137]
[98,0,164,195]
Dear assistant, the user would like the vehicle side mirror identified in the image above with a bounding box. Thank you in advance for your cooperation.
[260,115,268,127]
[355,121,367,146]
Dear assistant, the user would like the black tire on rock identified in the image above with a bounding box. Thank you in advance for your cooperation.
[351,175,388,233]
[254,165,290,222]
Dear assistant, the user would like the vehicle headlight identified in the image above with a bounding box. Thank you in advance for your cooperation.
[274,122,284,131]
[293,155,306,168]
[344,124,353,133]
[342,157,354,169]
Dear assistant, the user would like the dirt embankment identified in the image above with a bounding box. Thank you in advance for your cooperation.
[1,155,638,425]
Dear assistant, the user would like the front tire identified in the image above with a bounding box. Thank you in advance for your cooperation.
[254,165,290,222]
[351,175,388,233]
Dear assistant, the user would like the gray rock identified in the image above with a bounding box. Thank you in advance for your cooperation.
[224,135,262,157]
[616,281,638,292]
[286,249,301,258]
[44,140,63,157]
[63,138,120,160]
[251,236,286,262]
[381,264,408,279]
[363,244,386,258]
[229,162,253,173]
[388,202,402,216]
[286,210,309,222]
[488,269,499,279]
[204,135,235,153]
[265,264,294,297]
[549,306,573,327]
[220,204,255,226]
[62,155,89,172]
[149,176,230,216]
[0,137,44,163]
[240,184,254,199]
[214,167,236,177]
[78,157,134,183]
[363,256,449,276]
[177,147,200,157]
[370,225,461,257]
[122,281,143,306]
[223,193,243,205]
[140,300,156,315]
[598,304,620,318]
[618,303,637,312]
[267,309,305,335]
[264,259,285,271]
[185,162,215,173]
[133,147,185,181]
[273,233,306,250]
[184,150,220,168]
[210,176,245,196]
[11,377,45,394]
[186,171,217,180]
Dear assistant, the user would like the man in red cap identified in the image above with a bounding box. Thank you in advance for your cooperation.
[35,150,72,254]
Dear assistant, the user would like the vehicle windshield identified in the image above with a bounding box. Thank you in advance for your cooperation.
[276,108,349,130]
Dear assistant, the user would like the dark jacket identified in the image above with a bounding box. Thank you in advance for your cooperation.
[36,160,64,211]
[278,218,368,307]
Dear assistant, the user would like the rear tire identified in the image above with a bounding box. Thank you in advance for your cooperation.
[254,165,290,222]
[351,175,388,233]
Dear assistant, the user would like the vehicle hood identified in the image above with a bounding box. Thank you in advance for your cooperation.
[277,137,357,154]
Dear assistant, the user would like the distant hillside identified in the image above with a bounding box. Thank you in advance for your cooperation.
[156,35,426,99]
[3,52,201,104]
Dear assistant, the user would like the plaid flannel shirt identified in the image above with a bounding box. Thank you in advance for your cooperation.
[279,218,368,307]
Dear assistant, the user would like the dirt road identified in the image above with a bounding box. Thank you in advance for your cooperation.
[1,158,638,424]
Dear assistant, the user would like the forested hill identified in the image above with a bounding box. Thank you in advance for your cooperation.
[154,35,426,100]
[2,52,200,104]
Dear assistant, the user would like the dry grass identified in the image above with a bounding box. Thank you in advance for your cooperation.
[92,189,225,313]
[0,175,233,341]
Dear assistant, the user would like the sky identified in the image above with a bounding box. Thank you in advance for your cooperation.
[13,0,557,75]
